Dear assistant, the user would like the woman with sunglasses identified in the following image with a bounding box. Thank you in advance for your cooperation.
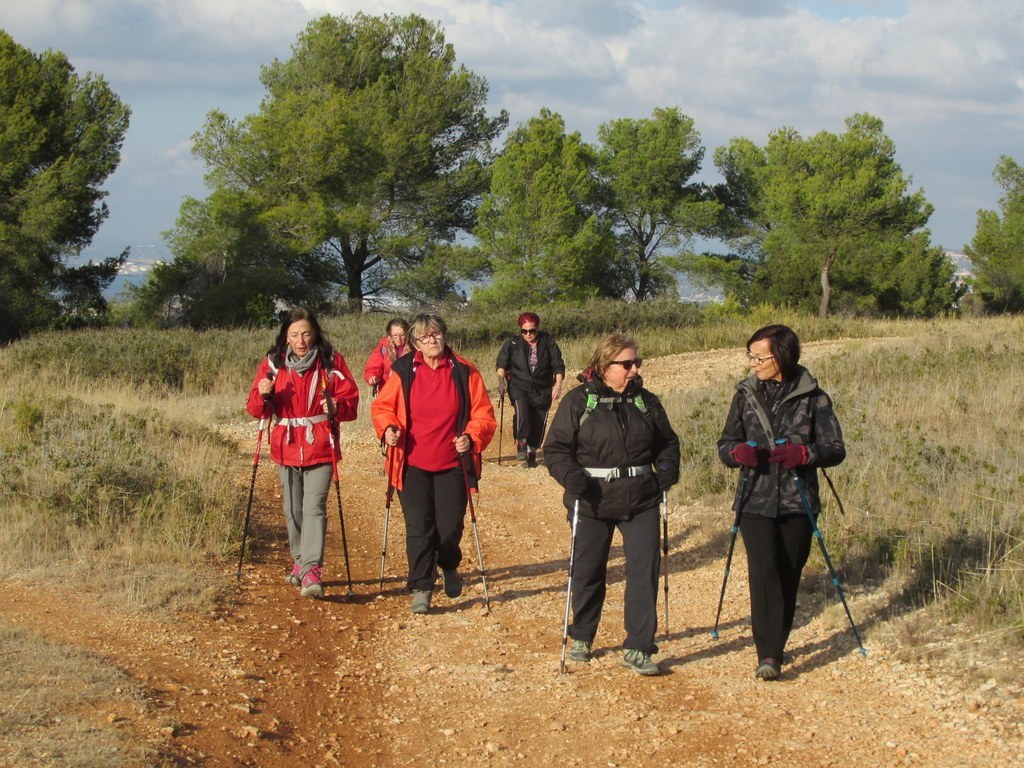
[371,313,496,615]
[495,312,565,467]
[543,333,680,676]
[717,324,845,680]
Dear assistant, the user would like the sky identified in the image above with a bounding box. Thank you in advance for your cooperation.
[2,0,1022,272]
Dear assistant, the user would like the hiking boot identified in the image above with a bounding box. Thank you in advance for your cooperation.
[285,563,301,587]
[755,657,782,680]
[621,649,660,676]
[440,568,463,598]
[515,441,528,461]
[411,590,432,614]
[525,451,537,468]
[300,564,323,599]
[568,639,592,663]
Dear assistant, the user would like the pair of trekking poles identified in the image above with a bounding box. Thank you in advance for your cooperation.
[377,442,491,612]
[709,439,867,656]
[236,372,354,597]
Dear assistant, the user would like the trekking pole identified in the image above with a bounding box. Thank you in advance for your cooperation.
[460,451,490,613]
[777,439,867,656]
[711,440,758,638]
[378,437,397,590]
[321,371,354,598]
[661,491,670,638]
[497,392,505,465]
[237,372,273,580]
[560,499,580,675]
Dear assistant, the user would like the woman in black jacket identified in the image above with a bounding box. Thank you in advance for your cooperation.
[544,333,680,676]
[717,324,845,680]
[495,312,565,467]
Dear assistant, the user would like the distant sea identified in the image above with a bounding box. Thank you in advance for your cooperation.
[81,242,966,305]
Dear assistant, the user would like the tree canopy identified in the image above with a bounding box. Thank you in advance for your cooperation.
[471,108,617,307]
[0,31,130,342]
[965,155,1024,312]
[694,113,960,317]
[596,107,720,301]
[143,13,507,326]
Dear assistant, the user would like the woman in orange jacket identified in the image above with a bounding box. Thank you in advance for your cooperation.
[371,312,496,614]
[246,308,359,599]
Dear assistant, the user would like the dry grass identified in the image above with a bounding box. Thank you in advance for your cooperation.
[0,621,156,767]
[661,315,1024,644]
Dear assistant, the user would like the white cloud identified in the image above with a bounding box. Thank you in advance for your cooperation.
[1,0,1020,251]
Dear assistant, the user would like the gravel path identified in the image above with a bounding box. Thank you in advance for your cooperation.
[1,340,1021,767]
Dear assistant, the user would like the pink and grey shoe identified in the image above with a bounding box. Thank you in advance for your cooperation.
[285,563,302,587]
[300,564,324,599]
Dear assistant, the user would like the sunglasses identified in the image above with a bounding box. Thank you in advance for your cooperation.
[520,328,538,335]
[609,358,642,370]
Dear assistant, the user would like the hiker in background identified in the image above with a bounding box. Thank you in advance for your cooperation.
[371,313,497,615]
[544,333,680,676]
[717,324,845,680]
[246,307,360,599]
[363,317,410,396]
[495,312,565,467]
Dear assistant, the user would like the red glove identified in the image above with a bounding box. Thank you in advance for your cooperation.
[731,442,764,468]
[769,443,808,470]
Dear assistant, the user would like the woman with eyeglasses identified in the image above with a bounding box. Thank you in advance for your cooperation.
[543,333,680,676]
[717,324,845,680]
[363,317,410,396]
[495,312,565,467]
[371,313,496,615]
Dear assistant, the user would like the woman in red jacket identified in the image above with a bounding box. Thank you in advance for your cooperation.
[363,318,410,395]
[371,313,496,614]
[246,308,359,599]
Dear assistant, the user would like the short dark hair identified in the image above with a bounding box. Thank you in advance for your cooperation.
[747,324,801,380]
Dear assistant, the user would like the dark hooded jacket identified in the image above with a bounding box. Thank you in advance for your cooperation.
[544,372,680,521]
[717,365,845,518]
[495,331,565,410]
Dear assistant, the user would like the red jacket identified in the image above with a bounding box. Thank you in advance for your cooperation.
[371,348,496,491]
[246,351,359,467]
[362,336,410,386]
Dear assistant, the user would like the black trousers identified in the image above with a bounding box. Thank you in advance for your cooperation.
[740,512,813,662]
[398,465,467,592]
[511,394,548,451]
[568,506,660,653]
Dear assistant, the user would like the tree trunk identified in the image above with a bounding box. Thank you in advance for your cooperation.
[818,246,838,318]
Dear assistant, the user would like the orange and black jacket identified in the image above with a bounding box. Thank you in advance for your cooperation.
[371,347,496,492]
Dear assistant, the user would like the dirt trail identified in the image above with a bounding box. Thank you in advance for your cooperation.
[2,340,1022,767]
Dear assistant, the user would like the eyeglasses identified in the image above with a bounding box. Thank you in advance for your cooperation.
[746,353,775,366]
[520,328,538,335]
[609,358,642,370]
[415,332,443,344]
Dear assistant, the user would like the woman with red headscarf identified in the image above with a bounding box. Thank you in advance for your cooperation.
[495,312,565,467]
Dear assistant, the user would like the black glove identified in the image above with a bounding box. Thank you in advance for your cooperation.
[563,469,588,497]
[656,459,678,492]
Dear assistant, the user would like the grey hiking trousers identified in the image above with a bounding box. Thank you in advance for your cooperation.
[277,462,332,577]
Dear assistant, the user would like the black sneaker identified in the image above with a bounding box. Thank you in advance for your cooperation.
[755,657,781,680]
[525,452,537,468]
[441,568,463,598]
